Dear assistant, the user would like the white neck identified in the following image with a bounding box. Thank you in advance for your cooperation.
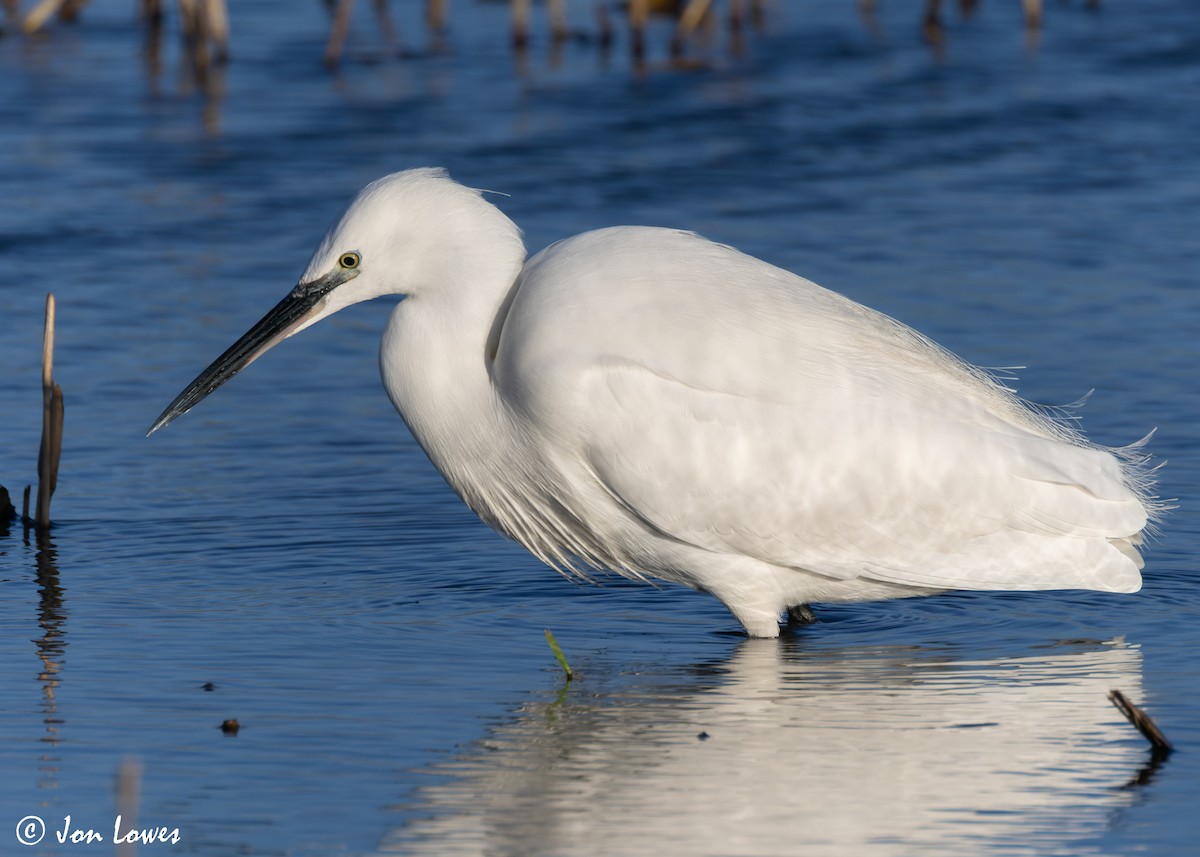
[377,229,527,522]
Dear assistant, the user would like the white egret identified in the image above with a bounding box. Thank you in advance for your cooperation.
[149,168,1159,637]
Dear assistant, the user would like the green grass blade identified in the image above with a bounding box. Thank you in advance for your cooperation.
[543,629,574,681]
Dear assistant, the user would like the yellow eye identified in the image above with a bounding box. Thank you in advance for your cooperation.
[339,252,361,270]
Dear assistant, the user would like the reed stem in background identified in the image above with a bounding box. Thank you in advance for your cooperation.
[22,0,62,33]
[511,0,530,47]
[425,0,446,31]
[549,0,566,41]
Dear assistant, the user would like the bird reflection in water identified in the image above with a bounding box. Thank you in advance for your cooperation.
[379,636,1155,857]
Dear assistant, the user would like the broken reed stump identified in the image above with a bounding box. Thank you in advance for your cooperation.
[0,294,65,532]
[35,294,64,530]
[0,295,62,531]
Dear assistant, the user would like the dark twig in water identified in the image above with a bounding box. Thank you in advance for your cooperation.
[1109,689,1173,755]
[544,629,574,681]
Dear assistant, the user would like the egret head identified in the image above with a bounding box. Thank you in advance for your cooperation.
[147,168,523,436]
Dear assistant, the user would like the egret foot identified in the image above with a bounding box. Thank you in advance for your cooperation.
[786,604,817,627]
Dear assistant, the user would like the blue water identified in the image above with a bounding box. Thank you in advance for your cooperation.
[1,1,1198,854]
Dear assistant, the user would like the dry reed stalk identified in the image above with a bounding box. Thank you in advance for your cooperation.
[35,294,63,530]
[426,0,447,31]
[675,0,711,36]
[629,0,650,57]
[57,0,86,21]
[595,0,613,48]
[548,0,567,41]
[178,0,227,77]
[21,0,88,31]
[204,0,229,61]
[178,0,204,68]
[1022,0,1042,29]
[511,0,530,47]
[372,0,397,51]
[22,0,64,32]
[671,0,713,56]
[140,0,164,27]
[923,0,944,43]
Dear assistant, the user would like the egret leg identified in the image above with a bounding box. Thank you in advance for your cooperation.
[786,604,817,627]
[713,600,782,638]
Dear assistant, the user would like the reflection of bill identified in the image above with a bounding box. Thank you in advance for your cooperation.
[380,640,1146,857]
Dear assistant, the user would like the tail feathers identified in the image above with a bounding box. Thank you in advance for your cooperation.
[1110,536,1146,572]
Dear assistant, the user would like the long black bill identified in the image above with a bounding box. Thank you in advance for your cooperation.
[147,269,355,436]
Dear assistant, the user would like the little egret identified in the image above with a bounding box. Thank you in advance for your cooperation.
[149,168,1159,637]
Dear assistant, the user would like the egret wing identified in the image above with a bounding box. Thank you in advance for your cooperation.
[576,361,1145,592]
[495,226,1147,593]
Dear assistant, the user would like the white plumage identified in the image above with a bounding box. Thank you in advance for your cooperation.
[151,168,1159,637]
